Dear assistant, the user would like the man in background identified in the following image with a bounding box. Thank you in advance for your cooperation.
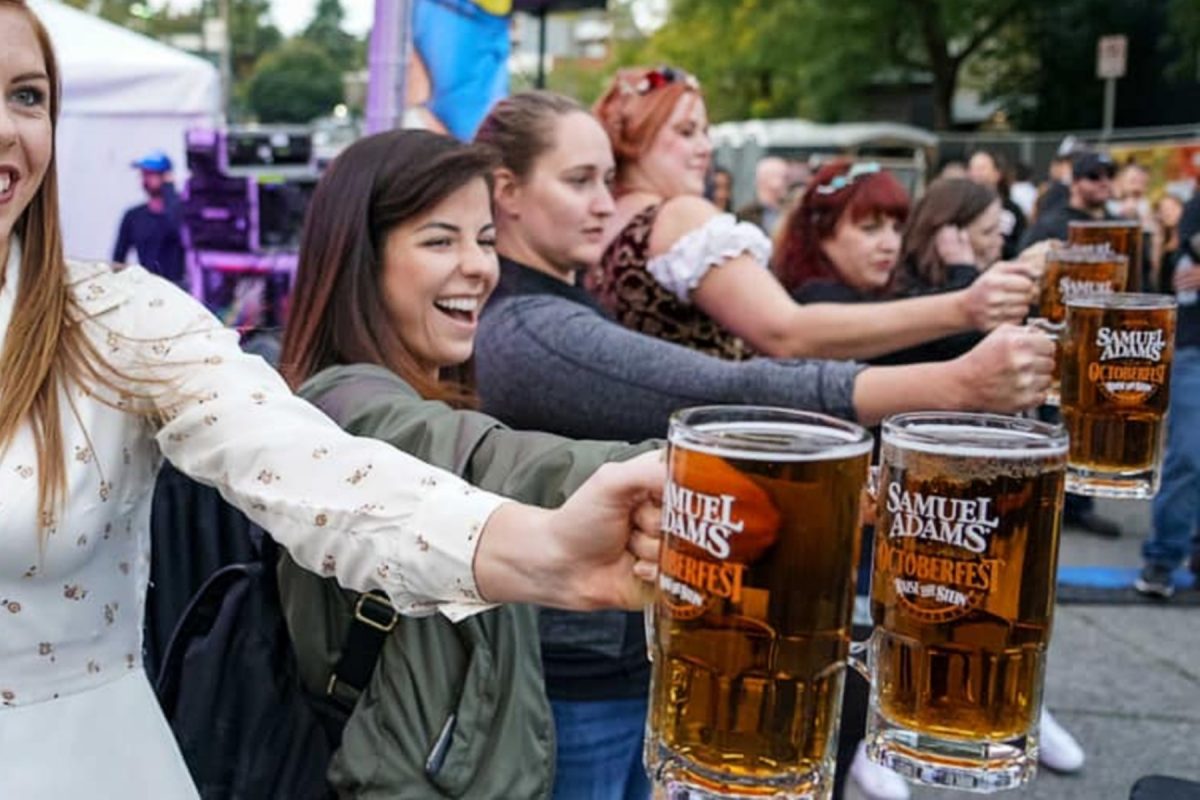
[1135,194,1200,597]
[1022,150,1116,247]
[1035,136,1083,219]
[1110,162,1152,224]
[737,156,788,236]
[113,150,186,288]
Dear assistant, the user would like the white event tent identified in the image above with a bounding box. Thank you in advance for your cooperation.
[29,0,220,261]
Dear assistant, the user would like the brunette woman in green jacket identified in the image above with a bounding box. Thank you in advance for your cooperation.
[275,130,656,798]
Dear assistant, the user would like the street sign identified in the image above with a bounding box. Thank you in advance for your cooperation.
[1097,35,1128,80]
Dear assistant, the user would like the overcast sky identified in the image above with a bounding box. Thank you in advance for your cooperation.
[162,0,373,36]
[165,0,664,40]
[269,0,372,35]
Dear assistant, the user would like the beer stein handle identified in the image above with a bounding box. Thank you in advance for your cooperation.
[861,465,881,529]
[1027,317,1063,338]
[850,465,878,683]
[644,604,654,663]
[847,637,872,681]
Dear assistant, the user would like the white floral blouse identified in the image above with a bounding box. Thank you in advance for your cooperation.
[0,240,506,797]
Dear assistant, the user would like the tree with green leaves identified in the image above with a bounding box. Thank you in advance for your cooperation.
[980,0,1200,130]
[627,0,1031,128]
[245,39,343,123]
[229,0,284,80]
[301,0,362,72]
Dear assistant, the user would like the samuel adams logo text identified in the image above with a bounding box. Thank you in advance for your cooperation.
[657,459,780,618]
[1089,327,1168,403]
[876,483,1002,621]
[1059,276,1114,301]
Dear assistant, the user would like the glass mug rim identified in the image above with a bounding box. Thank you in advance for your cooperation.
[1065,292,1179,311]
[1044,245,1129,266]
[1067,218,1140,229]
[668,405,873,460]
[881,411,1067,457]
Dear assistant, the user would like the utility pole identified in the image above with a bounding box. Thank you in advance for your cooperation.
[218,0,233,123]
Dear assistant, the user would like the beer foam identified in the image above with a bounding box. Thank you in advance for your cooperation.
[883,425,1065,482]
[885,424,1065,459]
[680,421,873,462]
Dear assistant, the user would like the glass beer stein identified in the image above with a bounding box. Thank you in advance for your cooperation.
[1060,293,1177,498]
[647,406,873,799]
[1067,219,1143,291]
[862,412,1067,793]
[1031,244,1129,406]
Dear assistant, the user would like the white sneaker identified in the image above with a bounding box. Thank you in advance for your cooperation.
[1039,708,1085,773]
[846,740,911,800]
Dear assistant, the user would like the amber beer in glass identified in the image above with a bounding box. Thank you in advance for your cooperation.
[1060,294,1177,498]
[1034,245,1128,405]
[1067,219,1143,291]
[865,413,1066,792]
[648,407,872,799]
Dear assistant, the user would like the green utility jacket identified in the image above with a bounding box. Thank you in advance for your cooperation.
[278,364,654,799]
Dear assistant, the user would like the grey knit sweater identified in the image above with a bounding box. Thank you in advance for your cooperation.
[476,258,866,443]
[475,257,868,702]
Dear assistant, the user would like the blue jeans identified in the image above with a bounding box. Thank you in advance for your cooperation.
[551,697,651,800]
[1144,347,1200,569]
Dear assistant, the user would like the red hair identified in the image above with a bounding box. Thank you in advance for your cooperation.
[593,67,701,181]
[774,160,910,293]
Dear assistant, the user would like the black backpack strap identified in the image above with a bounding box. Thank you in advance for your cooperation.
[305,371,409,711]
[324,590,399,709]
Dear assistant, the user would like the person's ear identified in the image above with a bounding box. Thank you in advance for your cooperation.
[492,167,522,219]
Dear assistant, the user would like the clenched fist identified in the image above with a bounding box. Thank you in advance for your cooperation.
[950,324,1055,413]
[959,260,1041,331]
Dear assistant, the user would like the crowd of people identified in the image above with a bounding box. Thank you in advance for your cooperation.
[2,0,1197,796]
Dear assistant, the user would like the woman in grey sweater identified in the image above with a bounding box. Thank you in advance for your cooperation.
[474,93,1052,443]
[472,91,1053,800]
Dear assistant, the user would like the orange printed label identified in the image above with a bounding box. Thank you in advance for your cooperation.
[658,452,780,618]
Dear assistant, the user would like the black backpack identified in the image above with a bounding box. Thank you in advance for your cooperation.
[149,466,396,800]
[154,529,339,800]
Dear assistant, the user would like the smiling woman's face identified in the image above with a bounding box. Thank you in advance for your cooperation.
[0,6,54,254]
[379,177,499,376]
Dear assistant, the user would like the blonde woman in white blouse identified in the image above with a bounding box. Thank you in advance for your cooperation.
[0,3,663,796]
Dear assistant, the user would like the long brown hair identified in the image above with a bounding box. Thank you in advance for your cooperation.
[0,0,119,529]
[279,129,496,403]
[899,177,997,290]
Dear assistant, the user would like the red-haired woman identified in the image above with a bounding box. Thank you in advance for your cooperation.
[586,66,1040,362]
[774,161,911,299]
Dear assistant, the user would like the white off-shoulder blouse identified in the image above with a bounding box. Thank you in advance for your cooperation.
[0,240,508,796]
[645,212,773,302]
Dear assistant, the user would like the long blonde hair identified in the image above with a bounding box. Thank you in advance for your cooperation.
[0,0,121,528]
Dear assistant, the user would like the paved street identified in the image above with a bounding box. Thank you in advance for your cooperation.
[911,499,1200,800]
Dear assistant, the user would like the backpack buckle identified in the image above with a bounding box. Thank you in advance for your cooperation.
[353,591,399,633]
